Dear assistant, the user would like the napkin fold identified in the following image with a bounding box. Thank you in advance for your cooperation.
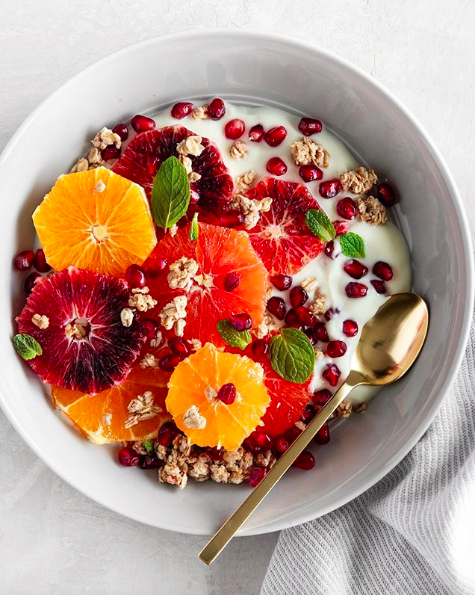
[262,317,475,595]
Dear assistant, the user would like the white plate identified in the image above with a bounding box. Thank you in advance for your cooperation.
[0,31,473,536]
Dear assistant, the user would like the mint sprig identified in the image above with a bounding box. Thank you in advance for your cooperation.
[151,156,190,229]
[190,212,199,241]
[269,328,315,384]
[340,232,365,258]
[217,320,252,350]
[13,334,42,361]
[305,209,336,242]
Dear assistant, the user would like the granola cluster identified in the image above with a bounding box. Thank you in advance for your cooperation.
[235,170,257,192]
[125,391,162,429]
[158,295,188,337]
[31,313,49,330]
[230,140,248,159]
[291,137,330,168]
[128,286,157,312]
[340,166,377,194]
[191,104,210,120]
[70,127,122,173]
[228,193,273,230]
[356,196,388,225]
[167,257,199,291]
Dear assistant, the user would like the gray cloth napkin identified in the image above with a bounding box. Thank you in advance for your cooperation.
[261,317,475,595]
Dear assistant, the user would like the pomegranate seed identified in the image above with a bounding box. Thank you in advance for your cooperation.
[24,272,41,294]
[118,446,140,467]
[293,450,315,470]
[219,210,244,227]
[299,164,323,183]
[224,273,240,291]
[101,145,120,161]
[158,353,181,372]
[131,114,156,132]
[304,327,316,344]
[342,319,358,337]
[275,436,290,453]
[325,241,335,258]
[208,98,226,120]
[249,466,267,487]
[224,119,245,140]
[205,446,224,461]
[376,182,396,207]
[295,306,315,327]
[33,249,51,273]
[270,275,292,291]
[251,339,269,361]
[326,340,347,358]
[141,318,159,340]
[371,280,386,294]
[315,422,330,445]
[145,258,167,278]
[243,436,259,453]
[336,197,357,220]
[264,126,287,147]
[248,124,264,142]
[171,101,194,119]
[125,264,146,288]
[267,296,286,320]
[286,426,302,443]
[14,250,35,271]
[158,421,179,447]
[140,454,160,469]
[301,404,316,422]
[266,157,287,176]
[343,259,368,279]
[229,313,252,331]
[112,123,128,141]
[168,337,190,356]
[285,308,301,328]
[298,117,323,136]
[322,364,341,387]
[373,261,393,281]
[218,383,237,405]
[319,179,342,199]
[346,282,368,298]
[290,286,308,308]
[313,389,333,407]
[254,431,272,449]
[333,220,349,236]
[324,308,339,321]
[314,322,329,342]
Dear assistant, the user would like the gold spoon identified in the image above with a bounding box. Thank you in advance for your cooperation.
[199,292,429,565]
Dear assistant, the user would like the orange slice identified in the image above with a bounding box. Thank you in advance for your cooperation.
[166,343,270,451]
[33,167,157,277]
[51,365,170,444]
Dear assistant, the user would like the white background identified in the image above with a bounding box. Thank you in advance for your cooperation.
[1,1,474,594]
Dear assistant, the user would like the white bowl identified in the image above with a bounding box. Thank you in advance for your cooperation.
[0,31,473,536]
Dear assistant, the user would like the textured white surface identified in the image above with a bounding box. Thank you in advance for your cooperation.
[1,1,473,594]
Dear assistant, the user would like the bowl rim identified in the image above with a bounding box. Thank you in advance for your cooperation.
[1,29,473,536]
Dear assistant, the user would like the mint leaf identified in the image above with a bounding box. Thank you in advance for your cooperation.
[190,212,199,241]
[340,232,366,258]
[217,320,252,350]
[269,328,315,384]
[143,440,154,453]
[151,156,190,229]
[305,209,336,242]
[13,334,42,360]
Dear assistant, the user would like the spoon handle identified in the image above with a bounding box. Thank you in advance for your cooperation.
[199,374,360,565]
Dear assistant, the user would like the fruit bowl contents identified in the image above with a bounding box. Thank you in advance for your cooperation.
[12,98,411,489]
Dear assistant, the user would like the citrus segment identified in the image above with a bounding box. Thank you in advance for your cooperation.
[33,167,157,277]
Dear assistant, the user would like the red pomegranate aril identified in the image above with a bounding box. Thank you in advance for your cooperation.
[33,249,51,273]
[270,274,293,291]
[267,296,286,320]
[322,363,341,387]
[285,308,301,328]
[229,313,252,331]
[264,126,287,147]
[14,250,35,271]
[293,450,315,470]
[295,306,315,327]
[140,454,160,469]
[205,446,224,461]
[324,308,339,321]
[304,327,316,344]
[290,286,308,308]
[224,273,240,292]
[343,259,368,280]
[251,339,269,361]
[286,426,302,443]
[118,446,140,467]
[249,466,267,487]
[145,258,167,278]
[373,261,393,281]
[171,101,194,119]
[342,319,358,337]
[224,118,245,140]
[298,117,323,136]
[168,337,190,356]
[346,282,368,298]
[326,340,347,358]
[218,383,237,405]
[313,389,333,407]
[131,114,156,132]
[315,422,331,445]
[243,436,259,453]
[314,322,329,342]
[376,182,396,207]
[371,280,386,294]
[24,272,41,294]
[158,353,181,372]
[254,431,273,449]
[302,404,316,422]
[101,145,120,161]
[325,241,335,259]
[336,197,357,220]
[141,318,159,340]
[248,124,264,142]
[158,421,179,447]
[266,157,287,176]
[208,98,226,120]
[220,210,245,228]
[299,164,323,183]
[275,436,290,453]
[112,123,128,141]
[319,179,342,199]
[125,264,146,288]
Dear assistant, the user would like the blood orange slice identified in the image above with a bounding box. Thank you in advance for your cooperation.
[245,178,325,275]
